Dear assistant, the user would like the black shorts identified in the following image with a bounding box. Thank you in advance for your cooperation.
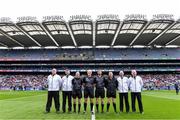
[106,91,116,98]
[84,88,94,98]
[72,90,82,99]
[95,89,105,98]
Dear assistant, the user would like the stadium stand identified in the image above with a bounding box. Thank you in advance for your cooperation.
[0,15,180,90]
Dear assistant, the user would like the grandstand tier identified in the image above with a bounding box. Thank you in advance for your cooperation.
[0,48,179,73]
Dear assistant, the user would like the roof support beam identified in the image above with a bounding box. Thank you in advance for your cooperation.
[111,22,123,46]
[93,21,96,46]
[40,23,59,47]
[148,22,176,45]
[166,34,180,45]
[130,21,150,45]
[15,24,41,47]
[0,41,8,47]
[0,30,24,47]
[66,23,77,47]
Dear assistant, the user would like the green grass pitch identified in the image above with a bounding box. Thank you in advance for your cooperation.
[0,90,180,120]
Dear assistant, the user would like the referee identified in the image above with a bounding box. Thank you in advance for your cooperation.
[129,70,144,114]
[105,72,118,113]
[62,69,74,113]
[94,70,105,113]
[83,69,95,114]
[117,71,130,113]
[45,68,62,114]
[72,72,83,113]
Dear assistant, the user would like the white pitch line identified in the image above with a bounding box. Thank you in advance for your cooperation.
[143,92,180,100]
[91,105,95,120]
[0,94,46,102]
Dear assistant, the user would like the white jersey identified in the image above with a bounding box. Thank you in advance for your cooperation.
[62,75,74,91]
[129,76,143,93]
[117,76,129,93]
[47,74,62,91]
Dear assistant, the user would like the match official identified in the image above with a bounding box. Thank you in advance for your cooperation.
[105,72,118,113]
[129,70,144,114]
[62,69,74,113]
[83,69,95,114]
[45,68,62,113]
[117,71,130,113]
[94,70,105,113]
[72,72,83,113]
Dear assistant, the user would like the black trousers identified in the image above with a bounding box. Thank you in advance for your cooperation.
[119,93,129,112]
[131,92,143,113]
[62,91,72,112]
[176,89,179,95]
[46,91,60,112]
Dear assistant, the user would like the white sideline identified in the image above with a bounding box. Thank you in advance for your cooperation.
[91,106,95,120]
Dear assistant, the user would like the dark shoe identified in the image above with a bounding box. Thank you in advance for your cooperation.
[140,111,144,114]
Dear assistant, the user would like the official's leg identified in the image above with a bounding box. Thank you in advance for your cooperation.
[137,93,143,113]
[124,93,129,113]
[62,91,67,112]
[46,91,53,112]
[54,91,60,112]
[131,92,136,112]
[119,93,123,112]
[68,91,72,112]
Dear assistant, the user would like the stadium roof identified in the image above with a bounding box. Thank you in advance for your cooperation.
[0,14,180,48]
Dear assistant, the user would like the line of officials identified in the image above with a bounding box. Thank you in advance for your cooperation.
[45,68,144,114]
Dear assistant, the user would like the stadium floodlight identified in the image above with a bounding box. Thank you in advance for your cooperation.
[0,47,8,49]
[113,45,129,48]
[124,14,147,21]
[96,46,110,48]
[97,14,119,21]
[17,16,38,22]
[61,46,76,49]
[42,16,65,22]
[70,15,92,21]
[165,45,179,48]
[154,45,163,48]
[132,45,146,48]
[28,46,41,49]
[44,46,58,49]
[0,17,12,23]
[152,14,174,21]
[12,47,24,49]
[78,46,92,48]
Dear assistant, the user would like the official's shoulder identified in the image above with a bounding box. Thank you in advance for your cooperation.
[70,75,74,79]
[136,75,142,79]
[124,76,128,79]
[55,74,61,78]
[48,74,52,78]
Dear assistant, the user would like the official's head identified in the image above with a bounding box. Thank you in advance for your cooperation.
[87,69,92,77]
[97,70,102,76]
[75,71,80,78]
[131,70,137,77]
[108,72,113,79]
[52,68,57,76]
[119,71,124,77]
[65,69,70,75]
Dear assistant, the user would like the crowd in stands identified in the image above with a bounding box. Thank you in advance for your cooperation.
[0,74,179,90]
[0,75,47,90]
[0,48,180,60]
[142,74,180,90]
